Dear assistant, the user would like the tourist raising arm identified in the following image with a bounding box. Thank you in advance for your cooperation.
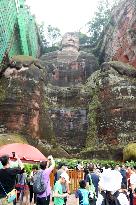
[0,154,24,203]
[16,154,24,170]
[47,155,55,170]
[35,155,55,205]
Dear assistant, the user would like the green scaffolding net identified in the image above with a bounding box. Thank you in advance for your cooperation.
[0,0,17,62]
[0,0,40,65]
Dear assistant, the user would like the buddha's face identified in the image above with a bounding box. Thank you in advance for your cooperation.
[61,32,79,50]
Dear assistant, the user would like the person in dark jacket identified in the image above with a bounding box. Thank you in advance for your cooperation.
[120,165,127,188]
[0,154,24,205]
[86,164,99,197]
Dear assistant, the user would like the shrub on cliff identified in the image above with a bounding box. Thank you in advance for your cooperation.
[87,0,119,46]
[123,143,136,161]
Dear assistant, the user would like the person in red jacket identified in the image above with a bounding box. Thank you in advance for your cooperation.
[133,188,136,205]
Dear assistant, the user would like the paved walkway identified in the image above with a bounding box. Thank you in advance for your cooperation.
[17,194,76,205]
[50,194,76,205]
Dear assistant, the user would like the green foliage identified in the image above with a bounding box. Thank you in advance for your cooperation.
[87,0,118,46]
[38,23,48,52]
[86,80,101,149]
[55,158,123,169]
[125,160,136,167]
[23,158,136,172]
[43,46,59,53]
[123,143,136,161]
[0,85,6,103]
[77,32,91,46]
[24,163,33,175]
[47,25,61,46]
[24,163,39,175]
[38,23,61,54]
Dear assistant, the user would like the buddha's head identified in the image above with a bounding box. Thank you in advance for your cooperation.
[61,32,79,50]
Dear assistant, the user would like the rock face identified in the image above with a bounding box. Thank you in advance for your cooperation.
[0,38,99,157]
[0,56,46,141]
[100,0,136,67]
[85,61,136,160]
[0,56,65,157]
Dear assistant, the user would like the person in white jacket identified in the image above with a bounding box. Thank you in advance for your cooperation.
[96,169,129,205]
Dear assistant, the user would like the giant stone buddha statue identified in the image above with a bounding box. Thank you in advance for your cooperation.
[40,32,98,154]
[41,32,98,86]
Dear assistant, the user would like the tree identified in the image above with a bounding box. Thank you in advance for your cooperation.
[38,23,62,54]
[87,0,119,46]
[47,25,61,47]
[38,22,49,54]
[77,32,91,46]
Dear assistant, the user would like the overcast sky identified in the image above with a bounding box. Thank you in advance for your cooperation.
[26,0,103,34]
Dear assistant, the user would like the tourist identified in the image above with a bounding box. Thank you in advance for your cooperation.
[17,168,29,204]
[97,169,129,205]
[127,167,134,205]
[36,155,55,205]
[126,167,133,188]
[115,165,121,172]
[55,163,70,205]
[120,165,127,188]
[133,187,136,205]
[83,163,89,181]
[55,163,67,181]
[130,166,136,205]
[75,179,89,205]
[54,172,69,205]
[86,164,99,196]
[119,183,129,199]
[130,166,136,190]
[29,164,38,204]
[0,154,24,205]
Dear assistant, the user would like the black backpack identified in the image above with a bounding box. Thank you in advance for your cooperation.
[101,191,121,205]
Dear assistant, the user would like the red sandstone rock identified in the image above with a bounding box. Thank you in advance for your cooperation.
[100,0,136,68]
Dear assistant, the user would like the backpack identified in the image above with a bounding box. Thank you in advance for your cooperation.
[33,171,47,194]
[88,174,97,203]
[78,189,89,205]
[101,191,121,205]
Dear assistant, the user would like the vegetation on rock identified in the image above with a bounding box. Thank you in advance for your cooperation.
[123,143,136,161]
[0,133,28,146]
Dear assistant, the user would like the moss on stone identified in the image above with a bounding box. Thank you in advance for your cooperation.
[11,55,36,62]
[0,77,8,103]
[0,85,6,103]
[85,75,101,150]
[123,143,136,161]
[0,133,28,146]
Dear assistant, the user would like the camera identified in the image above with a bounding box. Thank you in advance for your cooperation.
[48,155,52,160]
[12,152,15,158]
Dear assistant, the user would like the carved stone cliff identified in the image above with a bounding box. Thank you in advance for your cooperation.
[99,0,136,67]
[83,61,136,160]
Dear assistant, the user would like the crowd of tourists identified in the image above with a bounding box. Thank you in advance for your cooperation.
[76,163,136,205]
[0,154,136,205]
[0,154,55,205]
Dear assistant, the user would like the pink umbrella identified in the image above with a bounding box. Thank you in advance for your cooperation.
[0,143,47,162]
